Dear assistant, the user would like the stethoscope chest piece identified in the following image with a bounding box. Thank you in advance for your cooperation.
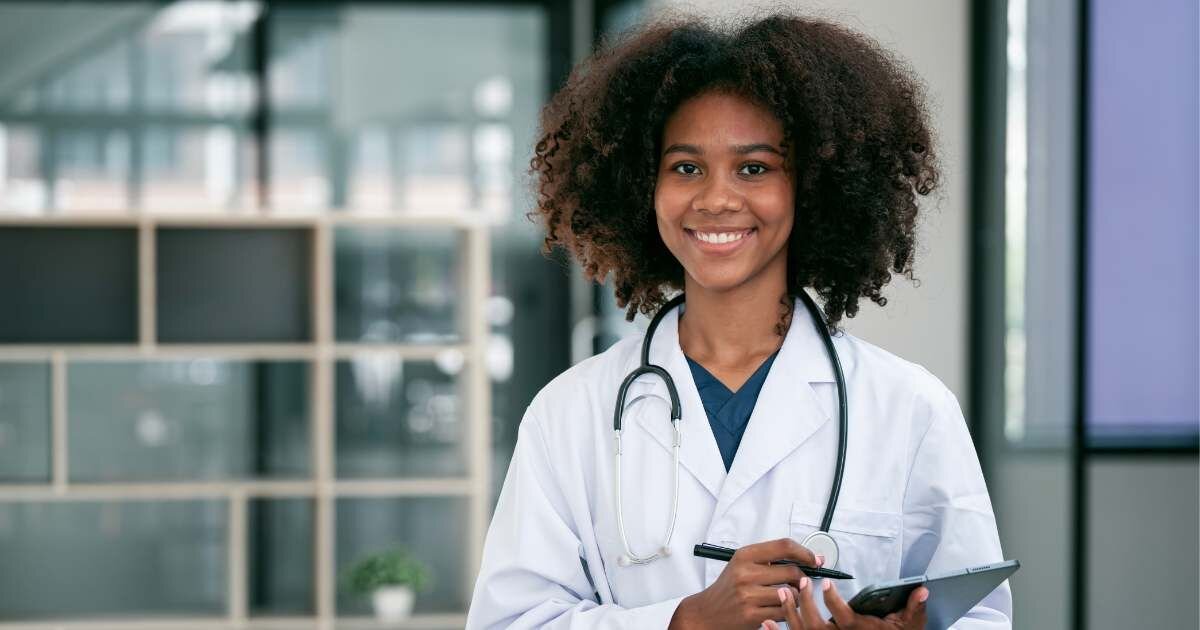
[802,530,840,570]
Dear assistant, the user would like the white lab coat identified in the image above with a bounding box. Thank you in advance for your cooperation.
[467,300,1012,629]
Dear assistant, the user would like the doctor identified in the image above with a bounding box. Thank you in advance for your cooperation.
[467,13,1011,630]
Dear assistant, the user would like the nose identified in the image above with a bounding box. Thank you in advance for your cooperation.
[691,174,745,214]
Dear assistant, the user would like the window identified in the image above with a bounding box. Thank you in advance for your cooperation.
[0,2,569,625]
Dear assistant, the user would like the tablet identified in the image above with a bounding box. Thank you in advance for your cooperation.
[847,560,1019,630]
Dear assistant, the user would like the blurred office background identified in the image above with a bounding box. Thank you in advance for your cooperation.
[0,0,1194,629]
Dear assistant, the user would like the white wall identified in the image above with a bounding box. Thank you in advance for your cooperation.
[651,0,971,401]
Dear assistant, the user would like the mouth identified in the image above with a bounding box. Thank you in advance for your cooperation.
[684,227,756,254]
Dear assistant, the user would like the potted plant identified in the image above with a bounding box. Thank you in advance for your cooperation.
[343,547,432,622]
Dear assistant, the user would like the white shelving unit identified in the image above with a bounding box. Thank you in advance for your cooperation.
[0,211,494,630]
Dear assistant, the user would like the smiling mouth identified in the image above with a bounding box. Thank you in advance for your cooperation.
[684,228,756,252]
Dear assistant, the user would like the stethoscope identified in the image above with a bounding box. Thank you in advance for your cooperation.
[612,291,848,569]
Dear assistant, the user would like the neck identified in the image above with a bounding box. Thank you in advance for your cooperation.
[678,268,791,369]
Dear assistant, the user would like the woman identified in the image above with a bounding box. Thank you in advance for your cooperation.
[467,13,1011,630]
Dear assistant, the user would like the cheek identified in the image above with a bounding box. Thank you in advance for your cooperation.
[653,186,688,234]
[764,189,795,231]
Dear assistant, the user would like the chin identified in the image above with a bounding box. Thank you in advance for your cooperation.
[685,269,755,294]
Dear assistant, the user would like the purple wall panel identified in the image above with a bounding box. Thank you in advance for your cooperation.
[1087,0,1199,438]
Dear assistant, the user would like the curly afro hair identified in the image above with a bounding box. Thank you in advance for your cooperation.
[529,12,940,331]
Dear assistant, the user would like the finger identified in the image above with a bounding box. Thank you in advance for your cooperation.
[778,584,809,630]
[745,585,796,608]
[903,586,929,626]
[795,577,825,628]
[756,563,806,586]
[910,599,929,629]
[821,577,858,628]
[761,620,781,630]
[743,538,816,566]
[887,586,929,622]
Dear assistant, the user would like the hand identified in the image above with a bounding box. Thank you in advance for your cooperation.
[762,577,928,630]
[668,538,818,629]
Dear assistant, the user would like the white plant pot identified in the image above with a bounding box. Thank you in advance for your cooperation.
[372,585,415,622]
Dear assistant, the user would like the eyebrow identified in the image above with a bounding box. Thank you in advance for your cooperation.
[661,142,785,157]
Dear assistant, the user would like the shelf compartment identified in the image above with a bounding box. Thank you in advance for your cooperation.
[0,361,51,482]
[67,360,310,482]
[335,497,469,616]
[0,500,227,619]
[156,228,312,343]
[0,227,138,343]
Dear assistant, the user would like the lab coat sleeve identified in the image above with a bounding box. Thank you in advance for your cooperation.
[900,381,1013,629]
[465,407,685,629]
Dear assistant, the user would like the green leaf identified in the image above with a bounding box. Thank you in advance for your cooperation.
[340,547,433,597]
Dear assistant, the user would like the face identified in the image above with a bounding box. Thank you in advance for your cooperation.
[654,90,795,296]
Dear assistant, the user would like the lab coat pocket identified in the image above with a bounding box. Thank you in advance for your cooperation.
[789,500,903,589]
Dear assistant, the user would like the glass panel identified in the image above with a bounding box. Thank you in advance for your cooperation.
[0,227,138,343]
[268,127,329,212]
[68,360,309,482]
[141,2,258,116]
[248,498,314,616]
[336,359,464,479]
[0,362,51,482]
[334,227,462,344]
[1086,0,1199,447]
[473,122,513,217]
[267,4,548,217]
[268,8,334,110]
[142,125,240,211]
[336,497,468,615]
[0,500,226,619]
[54,127,130,211]
[0,2,259,215]
[267,7,333,212]
[0,125,47,213]
[156,228,312,343]
[348,125,392,210]
[401,124,470,212]
[42,37,132,112]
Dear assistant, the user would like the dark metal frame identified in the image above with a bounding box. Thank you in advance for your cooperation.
[1071,0,1090,625]
[967,0,1008,473]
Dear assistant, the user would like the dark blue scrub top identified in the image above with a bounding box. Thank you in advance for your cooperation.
[685,351,780,471]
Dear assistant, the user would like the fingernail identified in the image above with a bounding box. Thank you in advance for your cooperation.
[777,586,788,604]
[815,554,825,567]
[821,579,832,592]
[799,576,810,591]
[919,589,930,603]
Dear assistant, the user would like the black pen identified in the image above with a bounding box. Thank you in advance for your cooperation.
[693,543,854,580]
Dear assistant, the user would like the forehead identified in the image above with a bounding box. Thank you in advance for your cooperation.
[661,90,784,144]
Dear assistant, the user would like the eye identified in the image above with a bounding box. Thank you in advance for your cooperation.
[739,163,769,176]
[672,163,702,176]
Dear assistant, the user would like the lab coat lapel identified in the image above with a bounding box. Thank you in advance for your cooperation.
[713,299,836,519]
[627,307,727,499]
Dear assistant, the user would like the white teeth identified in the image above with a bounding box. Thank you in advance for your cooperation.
[694,231,746,244]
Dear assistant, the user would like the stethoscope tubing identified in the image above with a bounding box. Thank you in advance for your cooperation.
[796,291,848,533]
[612,291,848,565]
